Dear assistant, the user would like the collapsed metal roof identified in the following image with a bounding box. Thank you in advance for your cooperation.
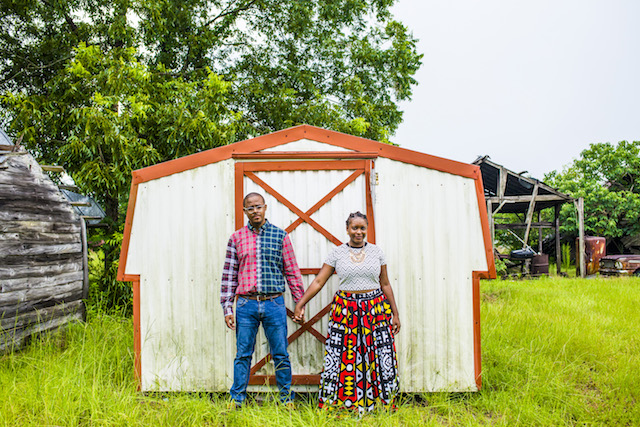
[472,155,573,214]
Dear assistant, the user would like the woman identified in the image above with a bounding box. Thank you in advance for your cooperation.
[293,211,401,412]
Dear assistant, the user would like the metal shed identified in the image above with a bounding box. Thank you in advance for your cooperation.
[117,125,496,393]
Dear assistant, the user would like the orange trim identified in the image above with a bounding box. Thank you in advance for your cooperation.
[242,160,365,172]
[285,170,364,234]
[249,375,321,385]
[472,270,491,390]
[245,172,342,246]
[364,159,376,244]
[117,175,141,281]
[300,268,321,275]
[232,151,378,159]
[235,163,245,230]
[132,276,141,390]
[474,168,497,279]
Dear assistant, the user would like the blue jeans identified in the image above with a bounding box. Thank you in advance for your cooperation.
[230,295,293,404]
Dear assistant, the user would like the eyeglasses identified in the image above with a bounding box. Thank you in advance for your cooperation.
[243,204,265,213]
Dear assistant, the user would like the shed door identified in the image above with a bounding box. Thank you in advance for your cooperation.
[234,158,376,386]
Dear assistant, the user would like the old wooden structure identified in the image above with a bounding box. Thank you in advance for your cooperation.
[472,156,586,277]
[118,125,496,393]
[0,129,88,351]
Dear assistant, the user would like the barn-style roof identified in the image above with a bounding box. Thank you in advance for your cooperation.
[119,125,496,281]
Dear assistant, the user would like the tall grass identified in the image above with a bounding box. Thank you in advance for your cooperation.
[1,277,639,426]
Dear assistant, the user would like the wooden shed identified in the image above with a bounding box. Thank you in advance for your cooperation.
[0,130,88,352]
[117,125,496,393]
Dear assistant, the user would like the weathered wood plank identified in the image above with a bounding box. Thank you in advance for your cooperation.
[0,231,81,243]
[1,300,84,330]
[1,270,84,293]
[40,165,65,173]
[0,281,84,310]
[0,220,81,234]
[0,310,84,353]
[0,259,83,280]
[0,242,82,258]
[0,289,84,319]
[0,252,83,267]
[0,210,78,223]
[0,199,76,217]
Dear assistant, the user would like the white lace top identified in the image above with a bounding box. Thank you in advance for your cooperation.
[324,243,386,291]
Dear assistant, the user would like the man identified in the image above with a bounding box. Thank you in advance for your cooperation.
[220,192,304,407]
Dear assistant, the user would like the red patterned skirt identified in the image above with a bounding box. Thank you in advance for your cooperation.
[318,289,399,412]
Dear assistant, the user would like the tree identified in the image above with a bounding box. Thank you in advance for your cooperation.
[2,0,421,311]
[545,141,640,243]
[2,0,421,141]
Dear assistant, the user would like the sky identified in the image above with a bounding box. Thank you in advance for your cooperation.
[389,0,640,179]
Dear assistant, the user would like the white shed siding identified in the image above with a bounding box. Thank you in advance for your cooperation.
[374,158,487,392]
[125,160,236,391]
[260,139,353,152]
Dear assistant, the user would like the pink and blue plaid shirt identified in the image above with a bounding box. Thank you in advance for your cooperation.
[220,220,304,316]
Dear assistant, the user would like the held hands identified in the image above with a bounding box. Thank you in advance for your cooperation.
[293,303,305,324]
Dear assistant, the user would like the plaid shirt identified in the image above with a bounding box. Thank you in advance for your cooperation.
[220,220,304,316]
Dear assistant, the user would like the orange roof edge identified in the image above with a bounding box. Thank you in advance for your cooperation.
[118,125,494,284]
[133,125,480,183]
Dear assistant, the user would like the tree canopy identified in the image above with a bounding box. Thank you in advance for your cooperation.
[1,0,421,310]
[2,0,422,225]
[545,140,640,242]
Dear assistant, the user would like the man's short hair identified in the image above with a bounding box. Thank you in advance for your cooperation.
[243,192,265,206]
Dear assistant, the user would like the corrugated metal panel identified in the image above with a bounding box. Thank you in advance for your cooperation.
[374,158,487,392]
[244,167,368,379]
[125,160,236,391]
[260,139,353,152]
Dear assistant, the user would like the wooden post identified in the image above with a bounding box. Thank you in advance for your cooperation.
[555,204,561,275]
[487,199,494,253]
[537,210,543,253]
[498,167,507,199]
[576,197,586,278]
[522,183,539,249]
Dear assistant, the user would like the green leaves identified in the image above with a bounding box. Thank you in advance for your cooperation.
[545,141,640,240]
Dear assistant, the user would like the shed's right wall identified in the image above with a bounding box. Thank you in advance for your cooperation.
[374,158,488,392]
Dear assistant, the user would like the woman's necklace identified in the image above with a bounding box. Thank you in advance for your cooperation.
[348,243,366,264]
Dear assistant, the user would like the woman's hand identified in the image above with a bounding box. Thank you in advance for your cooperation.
[391,314,401,334]
[293,304,306,324]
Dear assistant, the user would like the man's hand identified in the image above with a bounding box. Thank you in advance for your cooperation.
[225,314,236,330]
[293,304,305,324]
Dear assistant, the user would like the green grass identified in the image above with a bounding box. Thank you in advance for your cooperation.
[1,276,639,426]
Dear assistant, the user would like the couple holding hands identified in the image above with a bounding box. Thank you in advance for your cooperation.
[220,193,400,412]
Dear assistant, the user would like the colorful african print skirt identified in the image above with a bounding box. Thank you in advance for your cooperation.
[318,289,399,412]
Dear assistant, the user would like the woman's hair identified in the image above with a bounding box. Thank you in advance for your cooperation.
[346,211,368,227]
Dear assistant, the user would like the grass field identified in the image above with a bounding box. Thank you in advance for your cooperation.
[1,276,639,426]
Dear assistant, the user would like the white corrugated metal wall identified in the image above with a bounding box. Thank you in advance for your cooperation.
[374,158,488,391]
[125,160,236,391]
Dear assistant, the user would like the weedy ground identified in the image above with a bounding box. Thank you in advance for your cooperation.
[1,276,638,426]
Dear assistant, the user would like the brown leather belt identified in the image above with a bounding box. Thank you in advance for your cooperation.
[239,292,283,301]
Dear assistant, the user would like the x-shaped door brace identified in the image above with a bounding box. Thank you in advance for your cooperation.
[237,161,368,376]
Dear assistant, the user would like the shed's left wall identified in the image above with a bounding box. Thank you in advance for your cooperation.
[124,159,235,391]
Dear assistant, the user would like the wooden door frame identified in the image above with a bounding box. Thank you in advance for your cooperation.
[234,158,376,385]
